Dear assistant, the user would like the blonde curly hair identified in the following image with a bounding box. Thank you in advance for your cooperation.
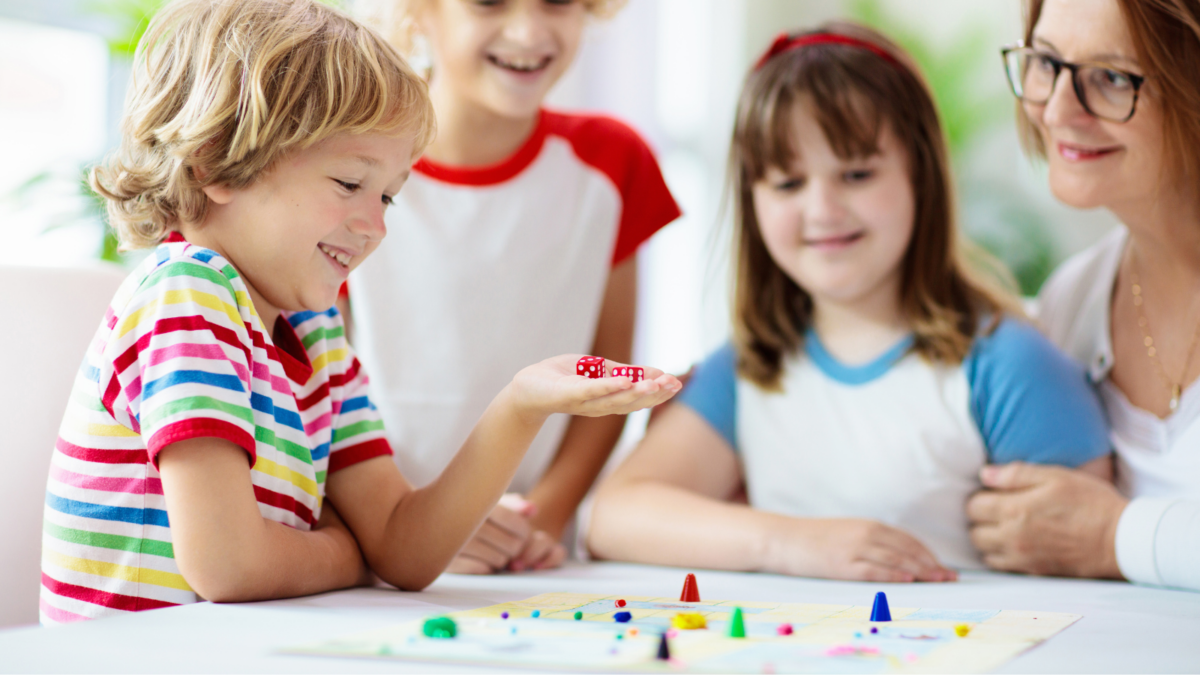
[92,0,437,249]
[354,0,627,57]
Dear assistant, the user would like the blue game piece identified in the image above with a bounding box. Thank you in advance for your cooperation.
[532,610,541,618]
[855,632,862,638]
[871,627,878,634]
[614,611,632,623]
[870,592,892,622]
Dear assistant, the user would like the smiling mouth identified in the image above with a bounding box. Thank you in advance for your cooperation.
[1057,142,1121,162]
[487,54,552,74]
[804,231,865,248]
[319,243,352,268]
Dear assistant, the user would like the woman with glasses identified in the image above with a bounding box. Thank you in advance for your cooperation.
[967,0,1200,592]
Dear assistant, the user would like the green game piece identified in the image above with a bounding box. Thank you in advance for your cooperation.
[422,616,457,639]
[574,611,583,620]
[728,607,746,638]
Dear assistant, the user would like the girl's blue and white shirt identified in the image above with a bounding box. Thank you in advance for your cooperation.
[677,317,1110,569]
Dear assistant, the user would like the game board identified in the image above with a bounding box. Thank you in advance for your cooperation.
[287,591,1079,673]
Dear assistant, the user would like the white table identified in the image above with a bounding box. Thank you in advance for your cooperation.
[2,562,1197,673]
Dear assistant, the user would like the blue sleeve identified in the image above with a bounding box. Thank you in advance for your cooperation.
[965,317,1110,466]
[675,342,738,451]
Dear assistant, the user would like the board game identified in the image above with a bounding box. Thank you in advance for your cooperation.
[288,579,1079,673]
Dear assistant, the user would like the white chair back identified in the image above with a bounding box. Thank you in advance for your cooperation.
[0,264,127,628]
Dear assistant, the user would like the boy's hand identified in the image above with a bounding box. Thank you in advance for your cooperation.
[508,355,682,421]
[768,518,958,583]
[446,494,535,574]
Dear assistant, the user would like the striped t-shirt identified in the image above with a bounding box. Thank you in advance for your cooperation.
[40,239,392,624]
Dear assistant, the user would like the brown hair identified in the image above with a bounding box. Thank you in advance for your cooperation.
[1018,0,1200,183]
[91,0,437,249]
[730,21,1020,390]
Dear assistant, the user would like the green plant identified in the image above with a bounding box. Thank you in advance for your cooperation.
[848,0,1059,295]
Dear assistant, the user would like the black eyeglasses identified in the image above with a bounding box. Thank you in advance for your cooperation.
[1001,43,1146,122]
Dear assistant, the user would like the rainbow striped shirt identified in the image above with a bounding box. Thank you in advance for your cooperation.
[40,240,392,624]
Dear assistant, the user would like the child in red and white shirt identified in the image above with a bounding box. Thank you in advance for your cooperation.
[350,0,680,573]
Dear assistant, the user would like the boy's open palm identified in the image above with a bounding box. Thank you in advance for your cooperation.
[510,355,681,418]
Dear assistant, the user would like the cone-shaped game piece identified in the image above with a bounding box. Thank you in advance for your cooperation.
[680,573,701,602]
[870,592,891,622]
[728,607,746,638]
[656,632,671,660]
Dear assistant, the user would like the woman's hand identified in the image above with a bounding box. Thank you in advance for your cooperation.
[507,355,682,422]
[767,518,958,582]
[967,462,1128,578]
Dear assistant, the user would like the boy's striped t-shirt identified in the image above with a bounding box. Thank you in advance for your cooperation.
[40,240,392,624]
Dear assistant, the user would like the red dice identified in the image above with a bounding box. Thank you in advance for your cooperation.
[576,356,606,379]
[611,366,645,382]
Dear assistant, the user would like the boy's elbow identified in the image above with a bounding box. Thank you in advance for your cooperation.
[379,567,438,592]
[177,553,273,604]
[187,573,265,604]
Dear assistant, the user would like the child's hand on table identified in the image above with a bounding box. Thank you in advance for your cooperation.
[769,518,958,583]
[447,494,566,574]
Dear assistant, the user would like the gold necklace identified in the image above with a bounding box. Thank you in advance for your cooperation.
[1130,266,1200,412]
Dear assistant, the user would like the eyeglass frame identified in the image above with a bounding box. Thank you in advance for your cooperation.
[1000,42,1146,123]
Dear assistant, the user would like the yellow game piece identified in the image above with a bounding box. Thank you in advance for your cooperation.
[955,624,970,637]
[672,612,708,630]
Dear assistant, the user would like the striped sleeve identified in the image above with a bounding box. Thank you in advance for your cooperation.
[100,258,257,467]
[327,335,392,473]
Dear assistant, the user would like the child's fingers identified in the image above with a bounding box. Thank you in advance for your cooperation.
[872,526,943,572]
[446,553,495,575]
[574,378,681,414]
[474,520,528,560]
[457,538,510,571]
[510,530,558,572]
[847,560,916,583]
[533,542,567,570]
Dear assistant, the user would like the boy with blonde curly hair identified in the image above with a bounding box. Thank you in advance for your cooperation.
[41,0,678,623]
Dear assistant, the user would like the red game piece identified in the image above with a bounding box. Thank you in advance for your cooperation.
[611,365,645,382]
[679,573,700,602]
[576,356,605,379]
[615,599,626,608]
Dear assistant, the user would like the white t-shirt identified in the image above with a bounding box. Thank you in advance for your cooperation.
[677,321,1110,570]
[1037,226,1200,591]
[349,109,679,492]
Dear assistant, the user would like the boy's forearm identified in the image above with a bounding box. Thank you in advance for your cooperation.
[525,412,627,538]
[367,385,548,589]
[200,516,367,602]
[588,477,782,573]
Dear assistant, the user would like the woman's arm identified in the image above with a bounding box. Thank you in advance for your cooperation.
[587,403,955,582]
[158,439,370,602]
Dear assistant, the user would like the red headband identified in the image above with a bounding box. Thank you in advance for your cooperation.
[754,32,902,71]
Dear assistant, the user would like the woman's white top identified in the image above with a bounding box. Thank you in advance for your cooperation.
[677,319,1109,570]
[1037,226,1200,591]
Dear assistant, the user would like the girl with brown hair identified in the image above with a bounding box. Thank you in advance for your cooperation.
[587,22,1110,581]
